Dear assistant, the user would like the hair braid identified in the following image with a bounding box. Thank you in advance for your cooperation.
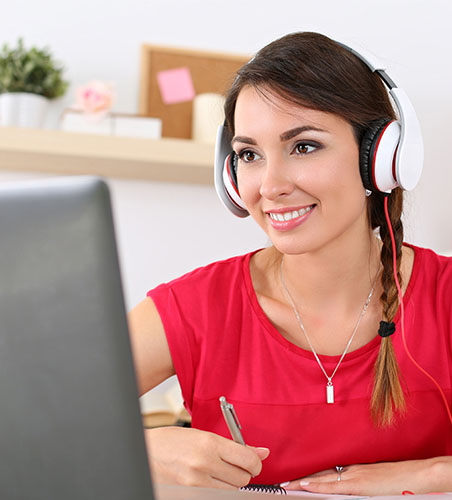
[369,189,406,425]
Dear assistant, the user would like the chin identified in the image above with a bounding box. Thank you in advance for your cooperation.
[271,239,316,256]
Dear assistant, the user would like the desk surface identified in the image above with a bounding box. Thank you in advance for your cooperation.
[156,484,452,500]
[157,483,269,499]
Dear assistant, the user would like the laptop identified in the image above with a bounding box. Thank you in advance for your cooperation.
[0,176,154,499]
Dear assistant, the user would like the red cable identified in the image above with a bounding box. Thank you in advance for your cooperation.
[384,196,452,427]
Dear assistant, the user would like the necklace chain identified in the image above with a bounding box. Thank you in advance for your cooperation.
[279,256,375,401]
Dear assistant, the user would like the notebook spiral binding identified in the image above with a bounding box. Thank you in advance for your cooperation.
[241,484,287,494]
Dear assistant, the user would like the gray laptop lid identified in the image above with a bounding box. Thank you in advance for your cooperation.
[0,176,154,500]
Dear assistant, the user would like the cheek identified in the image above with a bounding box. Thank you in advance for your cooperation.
[324,147,362,192]
[236,168,259,204]
[324,160,367,221]
[310,149,364,217]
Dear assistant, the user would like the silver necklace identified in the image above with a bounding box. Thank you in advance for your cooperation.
[279,257,375,404]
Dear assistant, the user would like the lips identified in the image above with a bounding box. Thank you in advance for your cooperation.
[266,204,316,231]
[267,204,315,222]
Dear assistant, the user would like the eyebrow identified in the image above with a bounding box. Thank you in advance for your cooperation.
[231,126,329,146]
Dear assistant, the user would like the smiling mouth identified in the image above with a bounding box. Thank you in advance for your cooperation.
[267,205,316,222]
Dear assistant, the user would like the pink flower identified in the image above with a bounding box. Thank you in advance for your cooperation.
[74,81,115,119]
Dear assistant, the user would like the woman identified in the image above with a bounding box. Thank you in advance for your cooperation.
[128,32,452,494]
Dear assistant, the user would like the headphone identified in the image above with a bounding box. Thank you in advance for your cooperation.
[214,40,424,218]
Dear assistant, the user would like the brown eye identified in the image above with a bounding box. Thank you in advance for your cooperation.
[295,143,316,155]
[237,150,261,163]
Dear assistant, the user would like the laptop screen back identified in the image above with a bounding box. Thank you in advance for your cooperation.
[0,176,154,500]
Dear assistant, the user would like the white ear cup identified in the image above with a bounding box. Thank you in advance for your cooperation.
[214,125,249,218]
[222,155,247,212]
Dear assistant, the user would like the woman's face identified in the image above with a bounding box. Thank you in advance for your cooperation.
[233,86,369,256]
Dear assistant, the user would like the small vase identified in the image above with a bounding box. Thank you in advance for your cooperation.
[0,92,49,128]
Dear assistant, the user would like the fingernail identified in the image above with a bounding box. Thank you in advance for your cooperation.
[256,447,270,459]
[300,480,310,486]
[280,482,290,487]
[257,447,270,452]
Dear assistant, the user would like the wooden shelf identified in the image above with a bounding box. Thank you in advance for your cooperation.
[0,127,215,184]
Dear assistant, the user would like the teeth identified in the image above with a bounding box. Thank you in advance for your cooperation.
[269,205,314,221]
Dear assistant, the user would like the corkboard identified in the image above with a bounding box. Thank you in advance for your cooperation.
[139,45,249,139]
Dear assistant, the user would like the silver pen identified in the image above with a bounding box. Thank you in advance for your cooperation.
[219,396,245,445]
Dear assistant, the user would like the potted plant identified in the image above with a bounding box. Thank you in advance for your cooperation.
[0,38,69,128]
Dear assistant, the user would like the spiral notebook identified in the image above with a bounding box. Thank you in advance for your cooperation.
[242,484,287,494]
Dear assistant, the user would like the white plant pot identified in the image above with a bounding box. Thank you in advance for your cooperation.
[0,92,49,128]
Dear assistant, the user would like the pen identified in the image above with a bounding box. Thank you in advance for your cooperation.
[219,396,245,445]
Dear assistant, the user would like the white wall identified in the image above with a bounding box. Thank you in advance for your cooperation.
[1,0,452,311]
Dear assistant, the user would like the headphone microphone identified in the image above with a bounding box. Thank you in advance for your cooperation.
[214,39,424,218]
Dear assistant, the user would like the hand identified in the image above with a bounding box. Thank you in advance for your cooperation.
[282,457,452,495]
[144,426,270,489]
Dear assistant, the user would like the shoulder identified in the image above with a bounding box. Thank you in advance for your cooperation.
[410,244,452,274]
[408,244,452,303]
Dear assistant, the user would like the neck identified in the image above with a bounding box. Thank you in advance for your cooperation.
[280,228,381,314]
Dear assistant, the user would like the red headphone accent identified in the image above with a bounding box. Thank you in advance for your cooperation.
[371,121,394,192]
[392,145,399,184]
[226,155,241,198]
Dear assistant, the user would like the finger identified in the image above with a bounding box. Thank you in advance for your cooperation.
[283,469,337,490]
[220,443,266,478]
[301,468,338,482]
[280,480,302,490]
[282,479,332,491]
[297,479,362,495]
[211,458,260,489]
[248,446,270,460]
[181,453,252,489]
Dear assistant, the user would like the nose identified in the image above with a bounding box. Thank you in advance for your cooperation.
[259,156,295,201]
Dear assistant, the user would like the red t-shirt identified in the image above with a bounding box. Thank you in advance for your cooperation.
[148,244,452,484]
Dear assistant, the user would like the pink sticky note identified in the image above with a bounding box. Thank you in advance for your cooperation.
[157,67,195,105]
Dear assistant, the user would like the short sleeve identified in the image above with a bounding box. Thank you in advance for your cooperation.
[147,283,197,413]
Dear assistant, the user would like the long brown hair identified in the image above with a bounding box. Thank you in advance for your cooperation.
[224,32,406,426]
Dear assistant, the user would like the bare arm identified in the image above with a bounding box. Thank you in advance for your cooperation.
[128,297,271,488]
[128,297,175,396]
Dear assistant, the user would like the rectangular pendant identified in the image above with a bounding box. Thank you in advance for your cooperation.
[326,383,334,404]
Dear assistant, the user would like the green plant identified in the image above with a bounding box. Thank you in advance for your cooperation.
[0,38,68,99]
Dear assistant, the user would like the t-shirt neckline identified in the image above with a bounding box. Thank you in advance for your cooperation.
[242,243,421,363]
